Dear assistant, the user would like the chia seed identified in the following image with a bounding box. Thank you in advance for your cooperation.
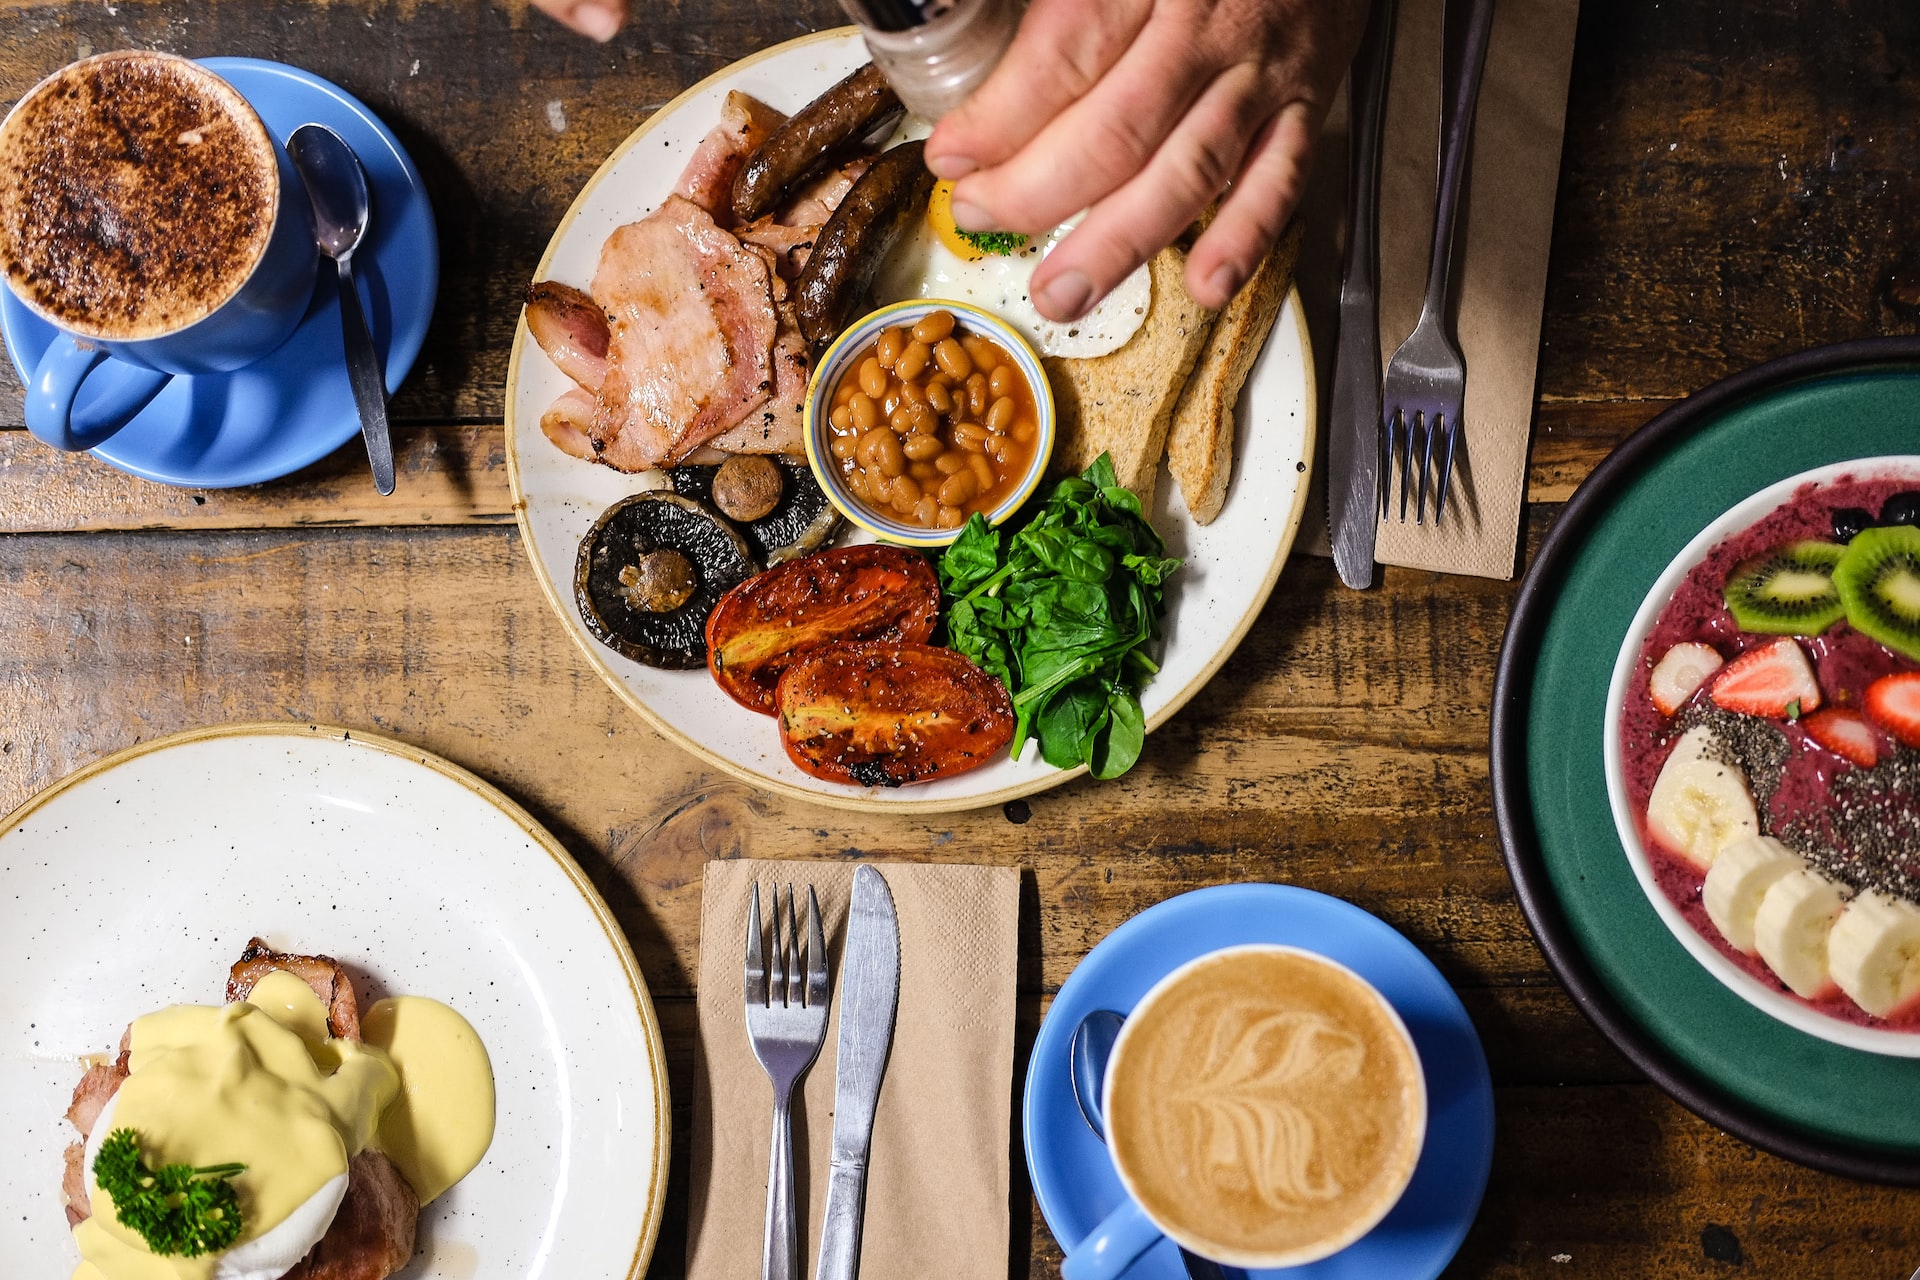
[1680,705,1790,811]
[1777,745,1920,902]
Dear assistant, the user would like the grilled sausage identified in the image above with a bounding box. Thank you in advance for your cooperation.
[731,62,903,224]
[794,141,934,348]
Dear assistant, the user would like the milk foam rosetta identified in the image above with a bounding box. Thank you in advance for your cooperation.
[0,51,278,340]
[1105,948,1425,1266]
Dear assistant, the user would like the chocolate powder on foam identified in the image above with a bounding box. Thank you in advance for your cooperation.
[0,53,277,340]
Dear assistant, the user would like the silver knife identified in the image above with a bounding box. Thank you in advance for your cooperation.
[815,865,902,1280]
[1327,0,1398,589]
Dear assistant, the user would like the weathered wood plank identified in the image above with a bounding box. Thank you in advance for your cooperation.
[0,425,514,530]
[0,525,1531,993]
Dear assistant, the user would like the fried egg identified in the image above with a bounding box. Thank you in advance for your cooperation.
[872,181,1152,359]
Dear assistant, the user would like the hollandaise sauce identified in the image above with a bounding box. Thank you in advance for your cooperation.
[70,969,494,1280]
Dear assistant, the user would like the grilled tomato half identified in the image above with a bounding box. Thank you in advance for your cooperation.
[776,641,1015,786]
[706,544,939,714]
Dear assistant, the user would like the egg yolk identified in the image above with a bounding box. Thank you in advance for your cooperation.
[927,182,989,263]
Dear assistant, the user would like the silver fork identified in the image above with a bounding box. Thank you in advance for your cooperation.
[1380,0,1495,525]
[744,883,830,1280]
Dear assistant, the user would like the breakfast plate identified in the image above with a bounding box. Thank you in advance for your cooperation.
[504,28,1315,814]
[1024,884,1494,1279]
[1493,337,1920,1181]
[0,58,437,489]
[0,722,670,1276]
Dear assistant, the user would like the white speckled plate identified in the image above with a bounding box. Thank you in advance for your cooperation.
[504,28,1315,814]
[0,723,669,1278]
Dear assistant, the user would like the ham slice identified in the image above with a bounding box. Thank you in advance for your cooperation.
[710,301,809,455]
[540,387,599,461]
[281,1151,419,1280]
[524,281,610,392]
[590,195,778,471]
[777,154,873,228]
[227,937,362,1041]
[674,91,786,224]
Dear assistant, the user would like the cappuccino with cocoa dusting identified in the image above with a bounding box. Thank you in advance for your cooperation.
[1104,946,1426,1267]
[0,51,279,340]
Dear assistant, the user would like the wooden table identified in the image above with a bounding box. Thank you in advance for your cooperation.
[5,2,1919,1275]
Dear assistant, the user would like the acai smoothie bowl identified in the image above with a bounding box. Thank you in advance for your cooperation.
[1605,457,1920,1056]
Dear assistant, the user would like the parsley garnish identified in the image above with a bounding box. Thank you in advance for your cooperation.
[93,1128,246,1257]
[957,228,1029,256]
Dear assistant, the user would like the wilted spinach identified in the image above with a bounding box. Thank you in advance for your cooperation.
[937,454,1181,779]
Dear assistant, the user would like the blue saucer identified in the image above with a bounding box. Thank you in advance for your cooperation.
[1025,885,1495,1280]
[0,59,437,488]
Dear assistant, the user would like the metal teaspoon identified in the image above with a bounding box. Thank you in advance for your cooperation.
[288,123,395,495]
[1067,1010,1242,1280]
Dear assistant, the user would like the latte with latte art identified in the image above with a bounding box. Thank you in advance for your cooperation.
[1104,946,1425,1267]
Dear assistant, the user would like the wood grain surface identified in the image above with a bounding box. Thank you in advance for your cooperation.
[3,1,1919,1277]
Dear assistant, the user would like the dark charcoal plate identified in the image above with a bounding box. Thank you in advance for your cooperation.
[1492,336,1920,1183]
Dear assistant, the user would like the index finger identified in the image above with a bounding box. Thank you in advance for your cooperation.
[924,0,1151,179]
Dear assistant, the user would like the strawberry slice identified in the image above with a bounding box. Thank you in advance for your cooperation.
[1865,671,1920,748]
[1802,708,1879,768]
[1709,638,1823,719]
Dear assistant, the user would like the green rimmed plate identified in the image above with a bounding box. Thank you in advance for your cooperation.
[1493,337,1920,1182]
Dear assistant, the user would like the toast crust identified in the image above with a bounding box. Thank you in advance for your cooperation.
[1165,219,1305,524]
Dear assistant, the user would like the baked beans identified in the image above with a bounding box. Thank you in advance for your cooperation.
[824,310,1041,531]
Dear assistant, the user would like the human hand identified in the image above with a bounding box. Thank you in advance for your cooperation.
[924,0,1367,320]
[529,0,628,42]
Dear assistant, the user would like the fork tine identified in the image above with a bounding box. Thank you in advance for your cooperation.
[1416,412,1437,525]
[784,883,802,1006]
[1433,414,1460,524]
[805,886,828,1009]
[769,883,788,1006]
[745,883,767,1008]
[1397,411,1415,522]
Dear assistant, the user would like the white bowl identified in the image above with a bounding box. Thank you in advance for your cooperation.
[1603,455,1920,1056]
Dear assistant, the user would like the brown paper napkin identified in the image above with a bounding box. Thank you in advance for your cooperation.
[1296,0,1581,579]
[686,859,1020,1279]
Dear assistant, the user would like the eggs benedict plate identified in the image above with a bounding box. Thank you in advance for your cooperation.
[1,723,671,1279]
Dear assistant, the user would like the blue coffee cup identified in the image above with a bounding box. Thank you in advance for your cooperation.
[0,52,318,452]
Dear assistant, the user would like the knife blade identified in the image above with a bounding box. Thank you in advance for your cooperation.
[814,865,902,1280]
[1327,0,1398,589]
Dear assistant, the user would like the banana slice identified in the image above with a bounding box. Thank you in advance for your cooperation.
[1645,725,1760,871]
[1828,891,1920,1018]
[1752,867,1849,999]
[1702,835,1806,955]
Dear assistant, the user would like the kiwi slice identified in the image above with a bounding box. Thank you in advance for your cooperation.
[1722,539,1848,635]
[1833,524,1920,660]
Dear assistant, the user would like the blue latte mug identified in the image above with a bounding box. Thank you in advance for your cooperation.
[0,51,317,451]
[1062,945,1427,1279]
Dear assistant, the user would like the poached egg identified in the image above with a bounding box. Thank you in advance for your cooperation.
[70,968,493,1280]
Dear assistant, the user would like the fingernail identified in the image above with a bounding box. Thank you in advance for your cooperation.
[926,152,978,180]
[948,199,992,231]
[1037,270,1095,321]
[570,2,621,41]
[1206,264,1244,304]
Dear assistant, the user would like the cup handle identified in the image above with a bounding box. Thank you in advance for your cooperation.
[1061,1198,1165,1280]
[27,334,172,451]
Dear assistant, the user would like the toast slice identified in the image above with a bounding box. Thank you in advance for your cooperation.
[1043,246,1216,506]
[1165,218,1304,524]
